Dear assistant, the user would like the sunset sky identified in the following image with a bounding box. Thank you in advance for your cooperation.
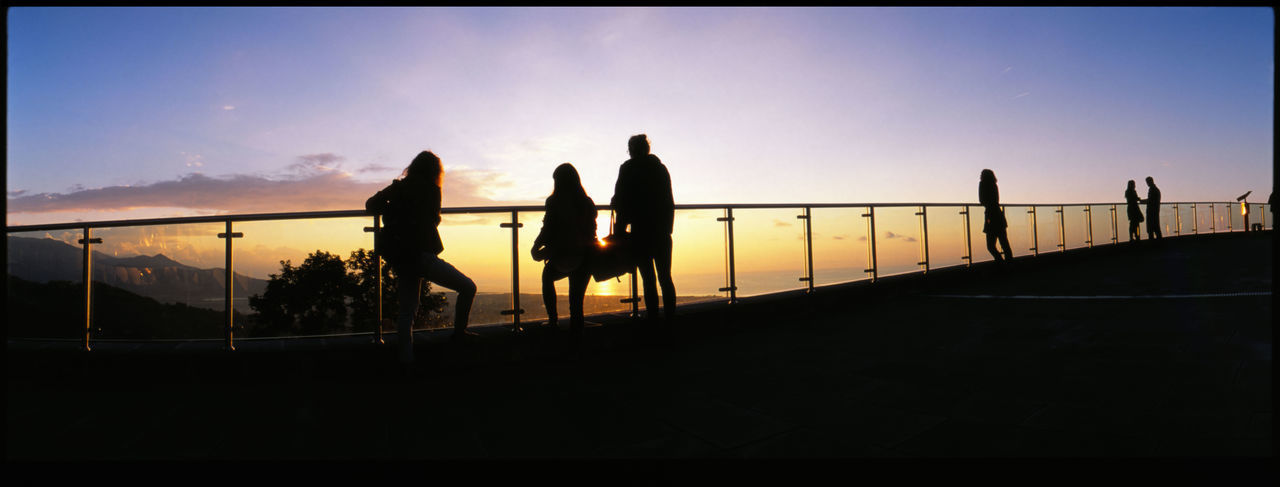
[6,7,1275,291]
[8,7,1274,224]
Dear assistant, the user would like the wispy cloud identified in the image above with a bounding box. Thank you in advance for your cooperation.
[181,151,204,168]
[357,163,399,174]
[1013,92,1030,99]
[7,166,523,216]
[1001,66,1013,75]
[289,153,346,174]
[222,105,236,110]
[8,190,28,198]
[883,231,918,242]
[773,219,792,227]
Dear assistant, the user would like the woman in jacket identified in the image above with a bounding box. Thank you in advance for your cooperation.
[980,169,1014,265]
[367,151,477,364]
[531,163,598,344]
[1124,180,1143,241]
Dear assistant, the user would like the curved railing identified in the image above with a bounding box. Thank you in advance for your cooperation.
[6,200,1271,350]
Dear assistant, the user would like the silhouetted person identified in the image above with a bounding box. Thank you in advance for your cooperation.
[531,163,597,347]
[1141,176,1162,240]
[979,169,1014,265]
[611,134,676,324]
[1125,180,1143,241]
[367,151,478,365]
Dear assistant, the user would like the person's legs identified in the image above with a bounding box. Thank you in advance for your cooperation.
[997,232,1013,262]
[986,232,1003,262]
[425,256,477,332]
[635,244,659,322]
[395,269,423,364]
[654,234,676,321]
[568,268,589,333]
[542,264,561,326]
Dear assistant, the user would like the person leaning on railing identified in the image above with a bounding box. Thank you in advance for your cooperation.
[531,163,598,348]
[366,150,478,365]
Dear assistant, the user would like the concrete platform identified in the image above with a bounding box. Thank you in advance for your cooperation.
[6,232,1273,469]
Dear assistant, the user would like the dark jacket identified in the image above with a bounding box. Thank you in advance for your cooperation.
[1145,185,1161,213]
[365,179,444,264]
[610,154,674,238]
[979,179,1006,233]
[535,193,598,273]
[1125,188,1143,221]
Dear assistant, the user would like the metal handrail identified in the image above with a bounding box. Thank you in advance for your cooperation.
[6,200,1267,351]
[3,201,1247,233]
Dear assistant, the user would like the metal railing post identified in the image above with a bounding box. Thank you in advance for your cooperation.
[1084,206,1093,248]
[217,221,243,351]
[627,272,640,317]
[363,216,384,345]
[1174,204,1181,236]
[1192,204,1198,234]
[78,227,102,351]
[960,206,972,267]
[1055,206,1065,251]
[1228,204,1233,232]
[1210,203,1216,232]
[863,206,878,282]
[797,207,814,292]
[1110,205,1118,244]
[500,211,524,331]
[1261,204,1267,230]
[717,208,738,303]
[1028,206,1039,256]
[916,206,929,272]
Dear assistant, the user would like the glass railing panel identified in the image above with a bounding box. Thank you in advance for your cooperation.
[966,206,996,264]
[731,208,808,297]
[924,205,968,270]
[7,229,85,339]
[427,211,516,329]
[1155,204,1176,238]
[1213,203,1228,232]
[1225,203,1241,232]
[232,216,374,337]
[88,223,227,339]
[1062,206,1088,250]
[810,207,871,285]
[670,209,732,306]
[1004,205,1034,256]
[1175,204,1193,236]
[1089,205,1116,246]
[1030,206,1058,253]
[1193,204,1210,234]
[870,206,923,278]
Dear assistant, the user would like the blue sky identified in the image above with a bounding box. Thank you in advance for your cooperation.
[6,7,1274,225]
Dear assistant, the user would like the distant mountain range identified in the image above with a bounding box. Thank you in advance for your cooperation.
[6,236,267,313]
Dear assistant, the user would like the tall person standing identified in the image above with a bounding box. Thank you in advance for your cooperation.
[1142,176,1163,240]
[611,134,677,326]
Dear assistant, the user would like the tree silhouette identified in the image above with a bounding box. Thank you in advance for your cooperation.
[346,248,447,332]
[248,248,447,337]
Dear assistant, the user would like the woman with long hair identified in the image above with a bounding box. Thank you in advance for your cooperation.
[531,163,597,346]
[367,150,477,364]
[979,169,1014,265]
[1124,179,1143,241]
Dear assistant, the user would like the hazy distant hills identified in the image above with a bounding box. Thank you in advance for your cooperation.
[6,236,267,313]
